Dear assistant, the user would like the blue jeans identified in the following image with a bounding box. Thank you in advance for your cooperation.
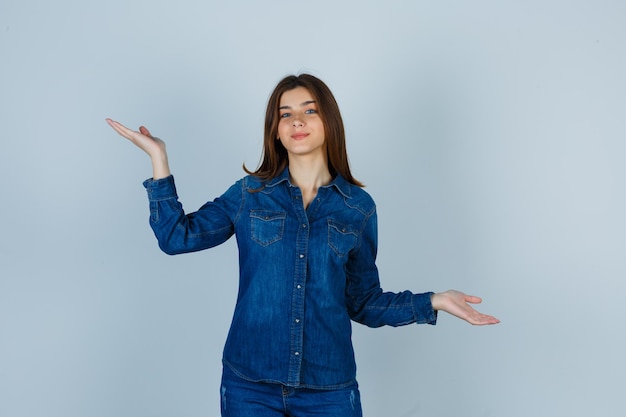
[220,365,363,417]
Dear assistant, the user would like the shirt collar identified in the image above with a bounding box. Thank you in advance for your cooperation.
[265,167,352,199]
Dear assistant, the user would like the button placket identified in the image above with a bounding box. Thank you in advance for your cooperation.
[287,184,309,385]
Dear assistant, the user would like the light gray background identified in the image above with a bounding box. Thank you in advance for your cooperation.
[1,1,624,416]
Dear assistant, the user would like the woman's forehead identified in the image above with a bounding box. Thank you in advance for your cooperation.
[279,87,315,106]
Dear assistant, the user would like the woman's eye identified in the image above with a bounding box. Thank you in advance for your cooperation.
[280,113,291,118]
[305,109,317,114]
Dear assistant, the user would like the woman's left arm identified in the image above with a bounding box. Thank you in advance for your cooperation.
[345,209,499,327]
[431,290,500,325]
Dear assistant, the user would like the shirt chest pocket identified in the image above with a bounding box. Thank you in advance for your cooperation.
[327,219,358,257]
[250,210,286,247]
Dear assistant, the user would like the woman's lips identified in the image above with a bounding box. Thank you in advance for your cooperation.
[291,133,309,140]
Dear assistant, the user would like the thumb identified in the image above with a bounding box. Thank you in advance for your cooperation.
[464,295,483,304]
[139,126,153,137]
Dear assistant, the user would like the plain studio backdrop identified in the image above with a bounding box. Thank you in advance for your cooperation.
[1,1,624,416]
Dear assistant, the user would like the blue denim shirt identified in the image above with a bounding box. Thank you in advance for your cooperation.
[143,168,437,389]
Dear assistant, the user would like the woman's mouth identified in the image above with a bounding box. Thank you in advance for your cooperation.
[291,133,309,140]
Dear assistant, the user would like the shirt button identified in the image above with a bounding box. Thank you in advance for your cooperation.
[302,224,307,228]
[299,254,304,258]
[295,319,300,323]
[296,285,302,289]
[294,352,300,356]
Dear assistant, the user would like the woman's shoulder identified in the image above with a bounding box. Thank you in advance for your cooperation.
[335,177,376,216]
[239,173,274,192]
[222,174,263,189]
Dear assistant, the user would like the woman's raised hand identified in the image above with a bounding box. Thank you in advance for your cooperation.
[106,118,166,157]
[106,118,171,179]
[431,290,500,326]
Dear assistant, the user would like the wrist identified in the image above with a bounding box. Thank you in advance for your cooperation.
[151,152,171,180]
[431,292,442,311]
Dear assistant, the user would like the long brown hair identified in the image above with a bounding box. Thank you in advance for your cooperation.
[244,74,363,187]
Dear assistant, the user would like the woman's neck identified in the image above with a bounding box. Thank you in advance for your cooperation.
[288,156,332,208]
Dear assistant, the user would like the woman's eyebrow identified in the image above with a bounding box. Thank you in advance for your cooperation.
[279,100,317,110]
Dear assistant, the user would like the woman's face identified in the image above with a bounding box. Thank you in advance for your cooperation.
[277,87,326,161]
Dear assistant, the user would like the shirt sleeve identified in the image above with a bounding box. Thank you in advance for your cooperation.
[143,175,244,255]
[344,208,438,327]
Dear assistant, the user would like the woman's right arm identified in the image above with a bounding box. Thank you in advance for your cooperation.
[106,118,171,180]
[106,118,242,255]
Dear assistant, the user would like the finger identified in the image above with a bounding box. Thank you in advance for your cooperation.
[106,118,124,134]
[111,122,146,143]
[106,118,125,129]
[471,314,500,325]
[106,119,134,138]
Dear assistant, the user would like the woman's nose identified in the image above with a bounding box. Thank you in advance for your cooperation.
[292,118,304,127]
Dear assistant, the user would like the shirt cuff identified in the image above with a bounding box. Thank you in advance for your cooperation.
[412,292,438,325]
[143,175,178,201]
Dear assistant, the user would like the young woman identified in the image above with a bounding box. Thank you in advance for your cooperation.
[107,73,499,417]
